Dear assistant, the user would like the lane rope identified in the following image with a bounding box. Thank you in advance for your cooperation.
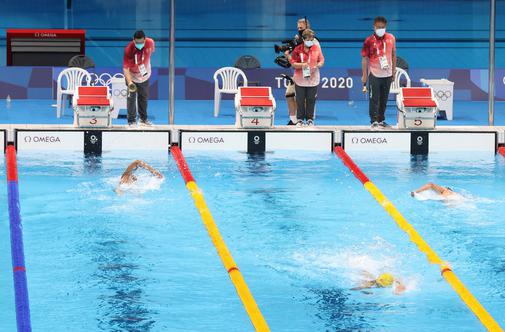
[334,146,503,332]
[6,144,32,332]
[171,146,269,331]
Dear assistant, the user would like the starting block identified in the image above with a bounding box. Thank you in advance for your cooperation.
[72,86,113,128]
[234,87,276,128]
[396,87,438,129]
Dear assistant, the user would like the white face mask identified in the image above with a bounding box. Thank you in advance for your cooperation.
[304,40,314,48]
[375,28,386,37]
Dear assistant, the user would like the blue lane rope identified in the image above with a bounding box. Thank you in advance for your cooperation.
[6,145,32,332]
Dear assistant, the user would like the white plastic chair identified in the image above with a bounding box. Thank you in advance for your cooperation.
[390,67,411,95]
[213,67,248,117]
[55,67,91,118]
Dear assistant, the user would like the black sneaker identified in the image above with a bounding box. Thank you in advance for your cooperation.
[378,121,390,128]
[139,120,153,127]
[287,120,295,126]
[370,121,379,129]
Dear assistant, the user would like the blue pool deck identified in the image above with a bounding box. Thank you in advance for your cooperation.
[0,99,504,127]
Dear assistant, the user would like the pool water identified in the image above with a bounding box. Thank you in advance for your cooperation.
[1,150,504,331]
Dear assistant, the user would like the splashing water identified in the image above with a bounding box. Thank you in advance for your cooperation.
[116,173,165,195]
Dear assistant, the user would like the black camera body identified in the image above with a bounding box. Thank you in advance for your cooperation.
[274,55,291,68]
[274,37,302,68]
[274,37,302,54]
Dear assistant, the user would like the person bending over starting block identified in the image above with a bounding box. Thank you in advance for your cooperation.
[351,271,406,295]
[411,182,454,197]
[115,160,163,195]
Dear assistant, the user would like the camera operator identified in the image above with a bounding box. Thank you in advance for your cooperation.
[289,29,325,127]
[284,18,317,62]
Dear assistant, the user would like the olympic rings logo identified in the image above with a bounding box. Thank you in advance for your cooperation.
[435,90,452,101]
[113,89,128,97]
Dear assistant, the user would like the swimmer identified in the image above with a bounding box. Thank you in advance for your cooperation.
[115,160,163,195]
[411,182,454,197]
[351,271,406,295]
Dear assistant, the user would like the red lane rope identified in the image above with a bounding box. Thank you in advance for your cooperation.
[6,145,18,182]
[499,147,505,158]
[334,146,370,184]
[171,145,195,184]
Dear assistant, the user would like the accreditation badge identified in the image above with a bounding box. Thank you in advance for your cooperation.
[379,55,389,70]
[138,63,148,77]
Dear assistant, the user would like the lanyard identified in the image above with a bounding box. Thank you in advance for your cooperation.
[300,51,311,63]
[134,51,145,65]
[374,35,386,56]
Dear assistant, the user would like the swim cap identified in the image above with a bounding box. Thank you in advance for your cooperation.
[376,273,394,287]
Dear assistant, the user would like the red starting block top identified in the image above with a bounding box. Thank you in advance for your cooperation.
[78,86,108,96]
[240,97,273,107]
[402,88,432,98]
[240,87,270,97]
[402,98,437,108]
[77,97,111,106]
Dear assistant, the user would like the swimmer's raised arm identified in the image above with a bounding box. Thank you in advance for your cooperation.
[135,160,163,179]
[412,182,451,196]
[116,160,163,195]
[118,160,140,185]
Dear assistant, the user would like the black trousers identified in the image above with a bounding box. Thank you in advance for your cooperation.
[295,84,317,121]
[127,80,149,123]
[368,74,392,123]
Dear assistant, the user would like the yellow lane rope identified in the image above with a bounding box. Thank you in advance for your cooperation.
[172,147,269,331]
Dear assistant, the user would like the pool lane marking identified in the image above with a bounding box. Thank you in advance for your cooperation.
[334,146,503,332]
[499,147,505,158]
[6,144,32,332]
[171,146,269,332]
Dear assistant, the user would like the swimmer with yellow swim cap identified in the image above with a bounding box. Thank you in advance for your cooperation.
[352,271,406,295]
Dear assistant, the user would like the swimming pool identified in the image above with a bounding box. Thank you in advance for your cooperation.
[1,150,504,331]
